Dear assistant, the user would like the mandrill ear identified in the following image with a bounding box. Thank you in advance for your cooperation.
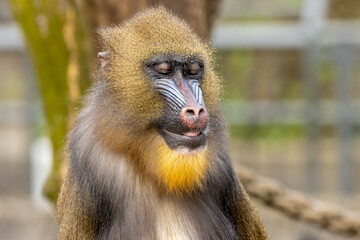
[97,27,120,50]
[97,27,121,68]
[97,51,108,68]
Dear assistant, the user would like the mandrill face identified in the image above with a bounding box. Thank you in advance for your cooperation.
[96,7,223,193]
[144,54,208,152]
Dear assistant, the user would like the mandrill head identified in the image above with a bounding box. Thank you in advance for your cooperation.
[94,7,224,194]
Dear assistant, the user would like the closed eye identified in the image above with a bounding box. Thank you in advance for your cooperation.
[187,63,200,75]
[154,63,172,75]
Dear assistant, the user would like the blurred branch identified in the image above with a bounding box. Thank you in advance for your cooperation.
[238,166,360,237]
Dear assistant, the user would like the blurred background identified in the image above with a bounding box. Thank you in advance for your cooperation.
[0,0,359,239]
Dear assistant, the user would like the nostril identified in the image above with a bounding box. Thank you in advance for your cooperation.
[182,107,198,123]
[186,108,195,116]
[185,108,197,122]
[198,107,208,124]
[198,107,204,116]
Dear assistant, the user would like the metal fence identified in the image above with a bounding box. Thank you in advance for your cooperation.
[211,0,359,194]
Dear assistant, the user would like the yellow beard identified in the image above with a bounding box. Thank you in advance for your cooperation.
[142,135,209,194]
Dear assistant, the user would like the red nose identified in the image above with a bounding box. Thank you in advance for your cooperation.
[180,106,208,129]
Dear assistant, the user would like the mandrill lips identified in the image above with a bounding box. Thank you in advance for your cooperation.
[162,129,207,151]
[183,131,201,137]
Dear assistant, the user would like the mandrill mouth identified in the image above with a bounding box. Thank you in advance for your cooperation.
[183,131,201,137]
[161,129,207,152]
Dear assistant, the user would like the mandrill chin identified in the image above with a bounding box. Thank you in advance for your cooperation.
[56,6,268,240]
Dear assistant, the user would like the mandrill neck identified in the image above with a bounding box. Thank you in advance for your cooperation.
[130,134,211,194]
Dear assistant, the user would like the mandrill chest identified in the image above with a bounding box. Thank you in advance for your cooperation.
[96,154,239,240]
[153,196,238,240]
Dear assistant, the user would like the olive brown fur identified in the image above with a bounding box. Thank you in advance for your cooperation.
[56,7,268,240]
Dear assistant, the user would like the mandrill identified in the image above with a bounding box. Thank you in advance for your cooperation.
[57,7,268,240]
